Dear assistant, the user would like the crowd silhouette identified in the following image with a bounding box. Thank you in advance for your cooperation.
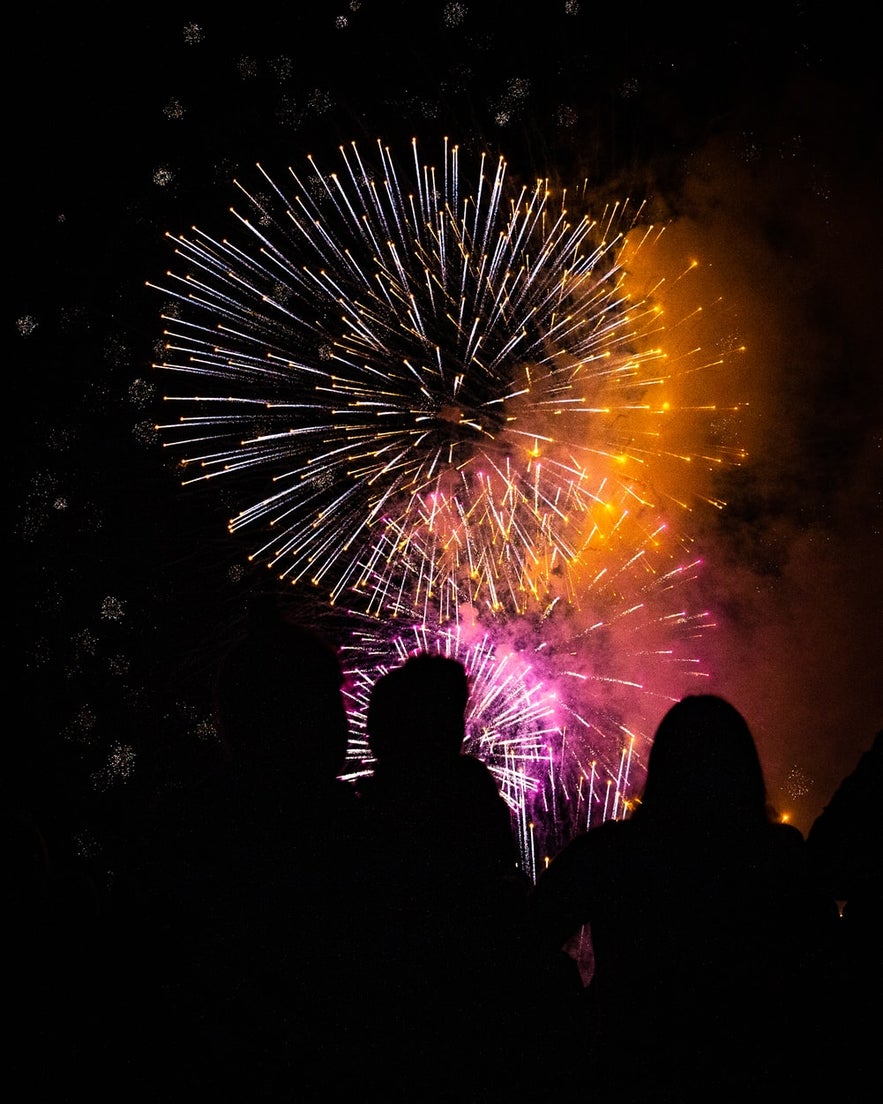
[5,596,879,1101]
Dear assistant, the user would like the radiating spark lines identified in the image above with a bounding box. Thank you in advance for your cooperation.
[149,137,745,858]
[150,138,742,624]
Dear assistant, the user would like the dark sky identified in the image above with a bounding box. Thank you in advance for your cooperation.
[10,3,882,844]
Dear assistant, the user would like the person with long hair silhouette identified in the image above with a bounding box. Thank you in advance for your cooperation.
[528,694,836,1103]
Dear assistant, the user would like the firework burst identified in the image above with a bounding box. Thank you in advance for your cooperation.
[150,138,745,856]
[150,138,742,623]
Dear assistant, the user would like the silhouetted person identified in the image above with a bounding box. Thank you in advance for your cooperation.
[127,596,365,1098]
[807,729,882,1094]
[527,694,836,1104]
[355,653,532,1099]
[358,653,520,886]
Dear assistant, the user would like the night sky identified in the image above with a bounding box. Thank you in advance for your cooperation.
[10,4,882,857]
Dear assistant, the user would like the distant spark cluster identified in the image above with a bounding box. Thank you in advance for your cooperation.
[150,138,745,857]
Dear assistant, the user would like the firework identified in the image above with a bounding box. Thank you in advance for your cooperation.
[336,523,711,871]
[150,138,742,623]
[150,138,744,857]
[338,611,653,873]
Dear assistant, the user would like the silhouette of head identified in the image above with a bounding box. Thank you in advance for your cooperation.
[367,653,469,764]
[214,594,349,780]
[636,694,768,827]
